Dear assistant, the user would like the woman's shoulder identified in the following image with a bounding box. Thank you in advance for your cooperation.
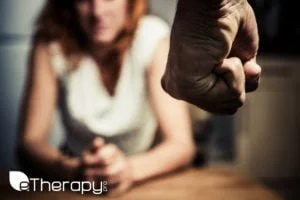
[131,15,170,67]
[35,40,69,77]
[139,15,169,26]
[32,39,65,62]
[136,15,170,39]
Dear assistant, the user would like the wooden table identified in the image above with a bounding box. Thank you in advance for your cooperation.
[1,167,282,200]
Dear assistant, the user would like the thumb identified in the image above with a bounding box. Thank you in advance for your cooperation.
[244,59,261,92]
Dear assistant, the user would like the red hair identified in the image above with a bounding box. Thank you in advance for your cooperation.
[34,0,147,95]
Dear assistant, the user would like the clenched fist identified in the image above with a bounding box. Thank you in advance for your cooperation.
[161,0,261,114]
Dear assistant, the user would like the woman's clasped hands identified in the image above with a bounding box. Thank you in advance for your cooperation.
[80,137,133,196]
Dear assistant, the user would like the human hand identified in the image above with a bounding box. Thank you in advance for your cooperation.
[57,154,81,181]
[161,0,261,114]
[81,137,133,196]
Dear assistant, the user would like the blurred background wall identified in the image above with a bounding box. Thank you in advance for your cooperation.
[0,0,46,170]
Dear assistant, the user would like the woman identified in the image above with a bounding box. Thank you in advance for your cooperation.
[18,0,196,196]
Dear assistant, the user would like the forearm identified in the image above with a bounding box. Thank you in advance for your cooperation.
[18,140,79,181]
[128,140,196,183]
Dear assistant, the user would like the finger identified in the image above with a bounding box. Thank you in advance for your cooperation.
[83,162,124,186]
[84,168,96,182]
[90,137,105,153]
[218,92,245,108]
[102,158,125,178]
[207,90,245,113]
[197,75,245,114]
[82,143,120,168]
[87,158,125,182]
[217,57,245,93]
[82,151,102,167]
[105,163,126,186]
[82,138,105,167]
[244,59,261,92]
[81,138,105,166]
[59,156,82,180]
[83,168,105,182]
[96,144,121,166]
[215,57,246,97]
[244,58,261,78]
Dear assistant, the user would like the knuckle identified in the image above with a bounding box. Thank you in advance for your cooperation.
[238,93,246,106]
[224,96,245,113]
[230,86,243,97]
[229,95,245,109]
[231,84,242,96]
[231,57,242,67]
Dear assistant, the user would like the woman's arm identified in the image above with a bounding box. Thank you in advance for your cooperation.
[18,42,80,181]
[128,38,196,182]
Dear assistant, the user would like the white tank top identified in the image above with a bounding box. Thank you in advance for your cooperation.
[48,16,170,156]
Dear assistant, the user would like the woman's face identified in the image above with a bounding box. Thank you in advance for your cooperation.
[75,0,128,45]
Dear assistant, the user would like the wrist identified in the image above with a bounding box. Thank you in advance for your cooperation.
[127,155,150,183]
